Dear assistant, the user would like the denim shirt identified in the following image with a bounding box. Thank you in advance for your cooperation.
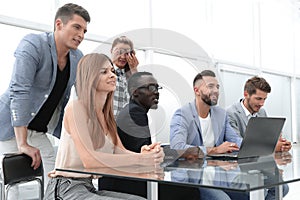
[0,32,83,140]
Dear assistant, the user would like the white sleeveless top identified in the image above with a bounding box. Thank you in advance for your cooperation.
[49,127,115,178]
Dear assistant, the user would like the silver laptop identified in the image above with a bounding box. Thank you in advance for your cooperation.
[207,117,286,159]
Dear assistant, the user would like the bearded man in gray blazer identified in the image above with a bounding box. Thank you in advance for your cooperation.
[170,70,248,200]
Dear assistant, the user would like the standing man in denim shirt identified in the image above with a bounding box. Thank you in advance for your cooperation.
[0,3,90,191]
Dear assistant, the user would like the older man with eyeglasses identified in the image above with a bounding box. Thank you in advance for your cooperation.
[116,71,161,153]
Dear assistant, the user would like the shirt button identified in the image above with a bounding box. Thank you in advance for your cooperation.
[31,113,35,116]
[44,94,49,98]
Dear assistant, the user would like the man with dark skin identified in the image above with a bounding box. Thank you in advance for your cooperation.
[101,72,161,197]
[100,72,200,200]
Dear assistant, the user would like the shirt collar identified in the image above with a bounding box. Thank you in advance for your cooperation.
[114,65,125,76]
[241,99,257,119]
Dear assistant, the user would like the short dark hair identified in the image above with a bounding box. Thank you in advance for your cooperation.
[244,76,271,96]
[54,3,90,28]
[193,70,216,86]
[127,72,153,95]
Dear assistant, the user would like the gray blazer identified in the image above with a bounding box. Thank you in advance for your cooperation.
[226,99,267,138]
[170,100,242,155]
[0,32,83,140]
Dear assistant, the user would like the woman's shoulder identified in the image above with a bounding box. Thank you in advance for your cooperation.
[65,99,87,114]
[64,99,89,130]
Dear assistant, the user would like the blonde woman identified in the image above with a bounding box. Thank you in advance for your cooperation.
[44,53,164,200]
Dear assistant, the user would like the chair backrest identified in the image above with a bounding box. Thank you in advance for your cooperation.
[2,153,43,185]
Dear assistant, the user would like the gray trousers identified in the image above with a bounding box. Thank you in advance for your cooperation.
[44,176,146,200]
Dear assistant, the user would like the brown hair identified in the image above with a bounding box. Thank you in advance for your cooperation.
[76,53,117,148]
[54,3,90,29]
[244,76,271,96]
[111,36,134,50]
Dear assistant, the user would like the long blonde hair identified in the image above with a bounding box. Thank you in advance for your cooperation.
[76,53,117,149]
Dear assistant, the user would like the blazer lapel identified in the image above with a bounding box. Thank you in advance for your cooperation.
[236,101,249,126]
[68,51,78,88]
[48,33,58,90]
[191,101,203,145]
[210,108,223,146]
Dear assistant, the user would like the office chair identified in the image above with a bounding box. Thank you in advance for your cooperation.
[0,153,44,200]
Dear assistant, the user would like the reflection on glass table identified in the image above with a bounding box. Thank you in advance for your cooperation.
[56,145,299,200]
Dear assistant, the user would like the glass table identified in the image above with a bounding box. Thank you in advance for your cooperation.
[56,144,299,200]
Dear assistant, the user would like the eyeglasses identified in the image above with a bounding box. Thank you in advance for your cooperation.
[115,48,133,56]
[138,84,162,92]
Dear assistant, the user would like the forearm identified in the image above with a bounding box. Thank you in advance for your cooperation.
[114,145,134,154]
[13,126,41,169]
[97,164,159,176]
[82,151,142,168]
[14,126,28,150]
[130,68,138,74]
[80,144,163,169]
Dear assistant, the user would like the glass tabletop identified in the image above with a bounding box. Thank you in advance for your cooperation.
[56,144,299,193]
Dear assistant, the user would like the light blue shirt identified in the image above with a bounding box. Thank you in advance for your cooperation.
[0,32,83,140]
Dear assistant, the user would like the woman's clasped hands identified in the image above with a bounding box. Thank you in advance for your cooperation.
[140,142,165,167]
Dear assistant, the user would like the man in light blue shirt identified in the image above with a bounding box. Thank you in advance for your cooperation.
[0,4,90,196]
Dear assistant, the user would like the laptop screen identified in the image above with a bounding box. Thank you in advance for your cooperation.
[237,117,286,158]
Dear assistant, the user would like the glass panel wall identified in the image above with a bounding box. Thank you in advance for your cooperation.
[59,0,151,37]
[260,0,295,73]
[0,24,41,94]
[0,0,55,25]
[1,0,300,143]
[261,73,292,140]
[295,78,300,142]
[209,0,256,66]
[219,69,254,108]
